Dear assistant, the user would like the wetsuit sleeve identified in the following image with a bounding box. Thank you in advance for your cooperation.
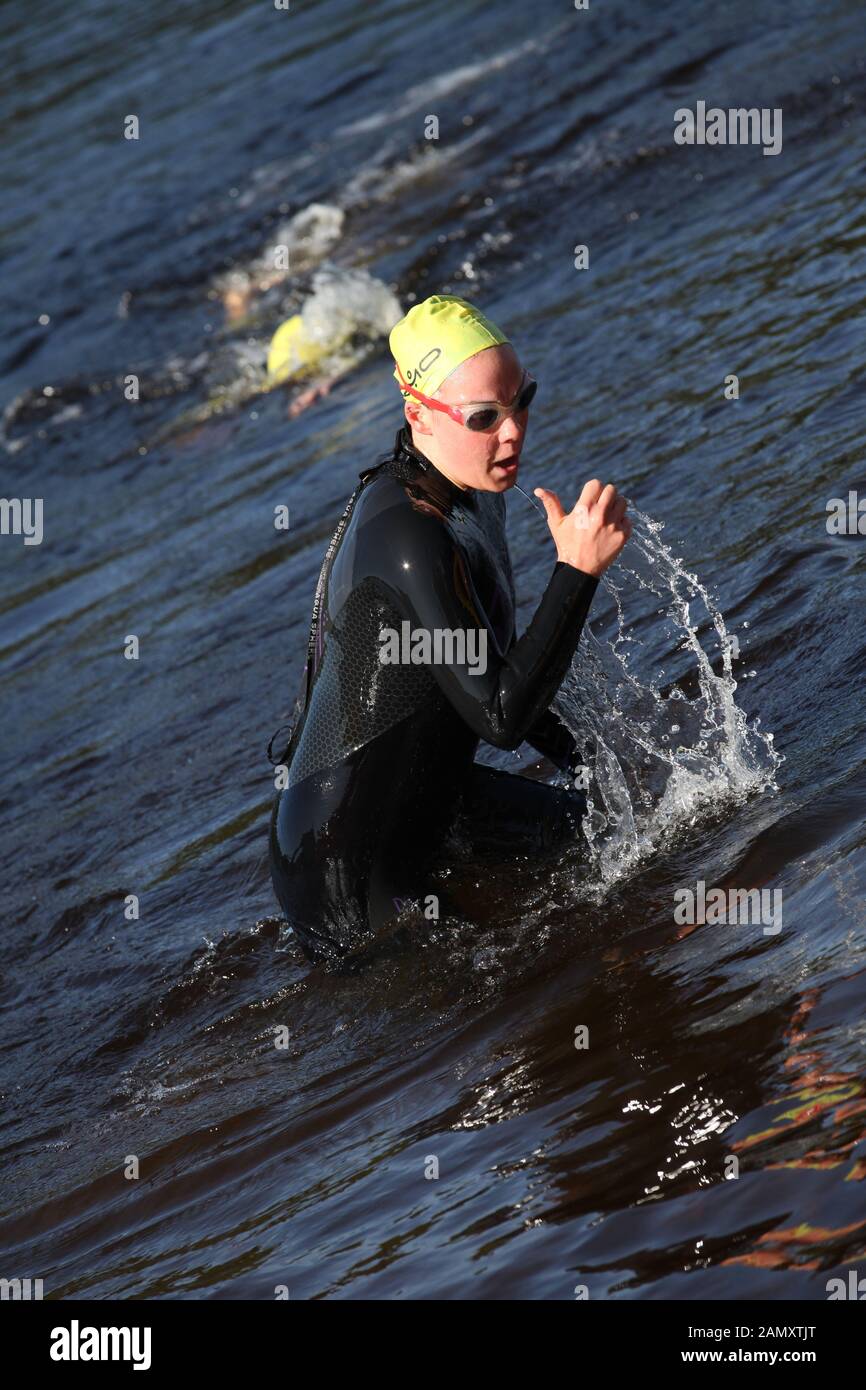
[523,704,580,776]
[377,504,598,751]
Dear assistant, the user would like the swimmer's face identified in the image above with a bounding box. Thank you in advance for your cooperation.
[405,344,529,493]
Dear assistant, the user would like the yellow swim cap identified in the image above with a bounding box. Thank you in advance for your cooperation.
[389,294,510,400]
[266,314,327,384]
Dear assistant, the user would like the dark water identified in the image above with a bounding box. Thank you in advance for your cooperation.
[2,0,865,1300]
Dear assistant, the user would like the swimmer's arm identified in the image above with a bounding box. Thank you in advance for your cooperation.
[523,705,580,777]
[379,508,598,751]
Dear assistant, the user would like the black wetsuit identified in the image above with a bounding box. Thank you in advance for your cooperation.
[268,425,598,965]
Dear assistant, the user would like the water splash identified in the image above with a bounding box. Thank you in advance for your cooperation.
[146,264,402,442]
[215,201,346,309]
[295,263,402,369]
[545,505,782,897]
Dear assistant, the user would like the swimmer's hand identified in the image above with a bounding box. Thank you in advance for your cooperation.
[533,479,631,577]
[287,377,336,418]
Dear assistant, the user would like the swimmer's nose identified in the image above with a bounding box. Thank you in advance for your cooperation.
[498,415,523,445]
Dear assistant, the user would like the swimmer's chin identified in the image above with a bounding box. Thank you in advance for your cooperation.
[489,458,519,490]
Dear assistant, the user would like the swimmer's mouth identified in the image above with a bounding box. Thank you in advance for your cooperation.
[494,457,519,471]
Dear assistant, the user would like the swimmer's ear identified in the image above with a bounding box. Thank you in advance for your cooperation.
[405,399,433,435]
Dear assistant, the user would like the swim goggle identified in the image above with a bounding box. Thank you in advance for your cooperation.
[395,368,537,432]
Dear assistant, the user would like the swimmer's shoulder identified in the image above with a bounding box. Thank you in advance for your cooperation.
[339,462,457,596]
[353,461,453,536]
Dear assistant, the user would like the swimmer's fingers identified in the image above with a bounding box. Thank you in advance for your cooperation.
[536,482,631,570]
[604,506,632,565]
[577,478,604,513]
[588,486,632,544]
[609,493,629,526]
[570,479,608,530]
[589,482,621,525]
[533,486,566,525]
